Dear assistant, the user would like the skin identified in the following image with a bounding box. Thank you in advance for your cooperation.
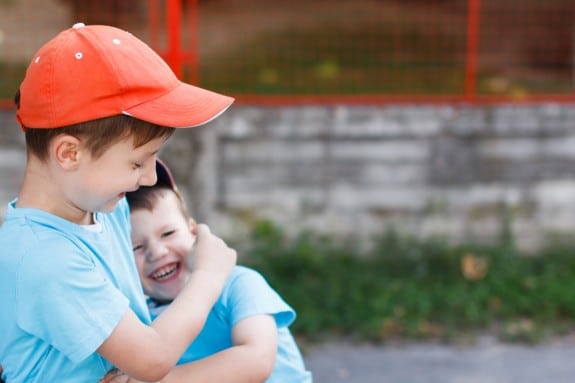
[16,132,237,382]
[100,191,278,383]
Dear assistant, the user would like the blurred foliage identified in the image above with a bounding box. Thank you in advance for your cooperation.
[0,62,26,101]
[239,220,575,345]
[199,21,465,95]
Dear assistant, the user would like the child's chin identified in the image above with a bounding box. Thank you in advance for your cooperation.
[97,201,120,213]
[98,206,117,213]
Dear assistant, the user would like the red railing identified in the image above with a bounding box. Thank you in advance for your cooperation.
[464,0,480,101]
[2,0,575,105]
[148,0,575,105]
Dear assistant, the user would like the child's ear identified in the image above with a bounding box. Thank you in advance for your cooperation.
[52,134,82,170]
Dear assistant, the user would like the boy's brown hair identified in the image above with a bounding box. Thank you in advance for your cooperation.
[23,115,175,161]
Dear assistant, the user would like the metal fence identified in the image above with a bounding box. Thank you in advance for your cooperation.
[1,0,574,105]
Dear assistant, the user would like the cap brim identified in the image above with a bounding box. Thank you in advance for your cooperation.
[124,82,234,128]
[155,158,177,189]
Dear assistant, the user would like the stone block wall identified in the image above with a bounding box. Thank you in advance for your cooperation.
[2,104,575,251]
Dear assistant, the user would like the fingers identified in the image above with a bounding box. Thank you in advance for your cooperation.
[195,223,211,236]
[187,222,237,282]
[99,369,129,383]
[99,374,130,383]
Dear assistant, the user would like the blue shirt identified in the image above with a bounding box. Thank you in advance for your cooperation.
[149,266,313,382]
[0,199,150,383]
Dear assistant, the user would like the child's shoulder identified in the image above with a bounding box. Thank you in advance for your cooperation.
[226,265,270,289]
[231,264,262,278]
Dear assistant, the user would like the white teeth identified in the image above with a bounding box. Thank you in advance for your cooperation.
[151,263,178,280]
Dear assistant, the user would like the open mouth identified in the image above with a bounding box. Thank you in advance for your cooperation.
[149,262,180,281]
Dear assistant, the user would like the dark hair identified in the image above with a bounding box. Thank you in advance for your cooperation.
[127,184,189,220]
[127,184,170,211]
[22,114,175,161]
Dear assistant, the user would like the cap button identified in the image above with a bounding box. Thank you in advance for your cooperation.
[72,22,85,29]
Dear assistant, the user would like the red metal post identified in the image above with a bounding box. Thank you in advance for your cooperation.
[464,0,480,100]
[186,0,199,85]
[166,0,183,78]
[148,0,160,50]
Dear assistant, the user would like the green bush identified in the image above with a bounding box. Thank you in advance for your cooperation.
[239,220,575,344]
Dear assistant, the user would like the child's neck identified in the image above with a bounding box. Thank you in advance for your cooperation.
[17,159,93,225]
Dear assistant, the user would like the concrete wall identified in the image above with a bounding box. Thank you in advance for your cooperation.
[2,104,575,251]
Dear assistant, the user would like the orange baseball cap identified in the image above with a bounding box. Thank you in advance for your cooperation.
[16,23,234,129]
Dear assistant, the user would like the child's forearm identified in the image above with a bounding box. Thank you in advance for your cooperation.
[101,314,276,383]
[164,345,275,383]
[99,339,272,383]
[101,347,272,383]
[158,315,278,383]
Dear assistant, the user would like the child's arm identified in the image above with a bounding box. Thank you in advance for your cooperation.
[97,224,236,382]
[163,314,278,382]
[101,314,278,383]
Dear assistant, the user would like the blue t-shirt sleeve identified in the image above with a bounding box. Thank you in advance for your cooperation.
[16,238,129,363]
[118,197,131,228]
[223,267,295,328]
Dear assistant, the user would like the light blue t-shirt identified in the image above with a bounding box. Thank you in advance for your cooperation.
[0,198,150,383]
[149,265,313,383]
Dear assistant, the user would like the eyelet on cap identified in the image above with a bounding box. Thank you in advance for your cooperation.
[72,22,85,29]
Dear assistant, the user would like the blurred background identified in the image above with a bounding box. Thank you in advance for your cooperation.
[2,0,575,371]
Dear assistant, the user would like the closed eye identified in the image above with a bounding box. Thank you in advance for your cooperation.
[162,230,176,238]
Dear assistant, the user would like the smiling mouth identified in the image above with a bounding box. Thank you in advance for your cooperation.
[150,262,180,281]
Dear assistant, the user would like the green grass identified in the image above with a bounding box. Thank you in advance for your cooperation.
[238,220,575,345]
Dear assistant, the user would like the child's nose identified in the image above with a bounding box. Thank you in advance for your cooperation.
[139,160,158,187]
[146,240,168,262]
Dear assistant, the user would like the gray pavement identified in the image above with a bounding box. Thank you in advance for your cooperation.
[304,335,575,383]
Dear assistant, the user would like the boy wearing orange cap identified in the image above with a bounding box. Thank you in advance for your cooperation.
[0,23,236,382]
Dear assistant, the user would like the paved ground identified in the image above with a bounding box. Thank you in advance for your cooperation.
[304,335,575,383]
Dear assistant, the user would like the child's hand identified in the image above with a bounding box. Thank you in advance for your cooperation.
[98,369,131,383]
[98,369,155,383]
[187,224,236,284]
